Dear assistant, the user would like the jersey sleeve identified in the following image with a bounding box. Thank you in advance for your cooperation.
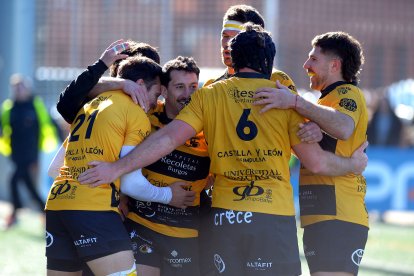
[330,86,363,127]
[288,110,305,147]
[124,103,151,146]
[270,70,297,93]
[175,88,205,133]
[57,59,108,124]
[203,78,215,87]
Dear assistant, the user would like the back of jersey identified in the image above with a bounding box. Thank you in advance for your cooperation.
[176,73,304,216]
[46,91,150,212]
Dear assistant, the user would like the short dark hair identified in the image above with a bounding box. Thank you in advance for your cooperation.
[110,40,160,77]
[312,31,365,84]
[230,23,275,77]
[117,56,162,90]
[223,5,265,28]
[161,56,200,87]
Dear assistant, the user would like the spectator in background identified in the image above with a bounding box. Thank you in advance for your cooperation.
[367,96,403,146]
[0,74,59,228]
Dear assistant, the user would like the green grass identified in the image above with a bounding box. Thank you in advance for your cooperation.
[0,209,46,275]
[1,206,413,276]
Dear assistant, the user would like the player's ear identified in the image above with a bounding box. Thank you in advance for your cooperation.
[331,58,341,73]
[161,85,168,99]
[137,79,145,86]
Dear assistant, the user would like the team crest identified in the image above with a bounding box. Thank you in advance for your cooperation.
[339,98,357,112]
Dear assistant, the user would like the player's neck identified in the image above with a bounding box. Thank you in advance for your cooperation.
[227,67,235,75]
[237,67,259,73]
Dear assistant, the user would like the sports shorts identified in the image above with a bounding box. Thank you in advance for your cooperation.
[46,210,132,272]
[124,218,200,276]
[203,207,301,276]
[303,220,369,274]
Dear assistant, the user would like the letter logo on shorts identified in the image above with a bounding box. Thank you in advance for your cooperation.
[214,253,226,273]
[233,181,264,201]
[46,231,54,247]
[351,249,364,266]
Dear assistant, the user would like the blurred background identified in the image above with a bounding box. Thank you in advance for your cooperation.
[0,0,413,275]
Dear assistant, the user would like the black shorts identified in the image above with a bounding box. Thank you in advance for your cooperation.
[124,218,200,276]
[203,208,301,276]
[303,220,369,275]
[46,210,132,272]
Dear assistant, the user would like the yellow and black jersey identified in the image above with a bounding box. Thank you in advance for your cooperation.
[176,72,305,216]
[45,91,151,212]
[299,81,369,227]
[127,102,210,238]
[204,69,297,93]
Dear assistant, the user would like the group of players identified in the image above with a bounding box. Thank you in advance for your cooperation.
[44,4,369,276]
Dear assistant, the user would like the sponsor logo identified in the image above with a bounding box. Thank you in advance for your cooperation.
[129,230,138,239]
[171,250,178,258]
[214,210,253,226]
[136,201,156,218]
[233,181,264,201]
[214,254,226,273]
[339,98,357,112]
[224,168,282,181]
[185,137,200,148]
[139,244,153,254]
[351,249,364,266]
[288,84,297,92]
[165,250,192,268]
[49,181,73,200]
[227,87,255,103]
[73,234,98,248]
[303,243,316,257]
[337,86,351,95]
[45,231,54,247]
[246,258,273,271]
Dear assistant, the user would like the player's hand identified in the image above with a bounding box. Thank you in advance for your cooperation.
[99,39,130,68]
[204,173,215,190]
[123,79,149,112]
[168,182,196,209]
[78,161,120,187]
[118,194,130,221]
[350,141,369,174]
[297,121,323,143]
[253,80,296,113]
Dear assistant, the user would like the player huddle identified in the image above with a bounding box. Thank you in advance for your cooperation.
[45,4,369,276]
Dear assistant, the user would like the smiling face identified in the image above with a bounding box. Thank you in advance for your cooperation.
[164,70,199,119]
[303,46,339,91]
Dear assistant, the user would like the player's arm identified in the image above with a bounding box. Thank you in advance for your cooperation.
[78,119,196,186]
[89,77,149,112]
[254,81,354,140]
[292,141,368,176]
[119,145,195,208]
[57,40,129,123]
[48,143,65,178]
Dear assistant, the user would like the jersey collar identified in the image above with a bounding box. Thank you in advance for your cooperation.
[233,72,269,79]
[320,81,352,99]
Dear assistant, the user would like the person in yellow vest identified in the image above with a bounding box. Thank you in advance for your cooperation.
[0,74,59,228]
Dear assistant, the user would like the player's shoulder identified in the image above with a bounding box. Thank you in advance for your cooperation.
[271,69,293,81]
[270,70,297,92]
[334,83,363,97]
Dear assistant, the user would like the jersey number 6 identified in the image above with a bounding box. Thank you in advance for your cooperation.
[236,109,258,141]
